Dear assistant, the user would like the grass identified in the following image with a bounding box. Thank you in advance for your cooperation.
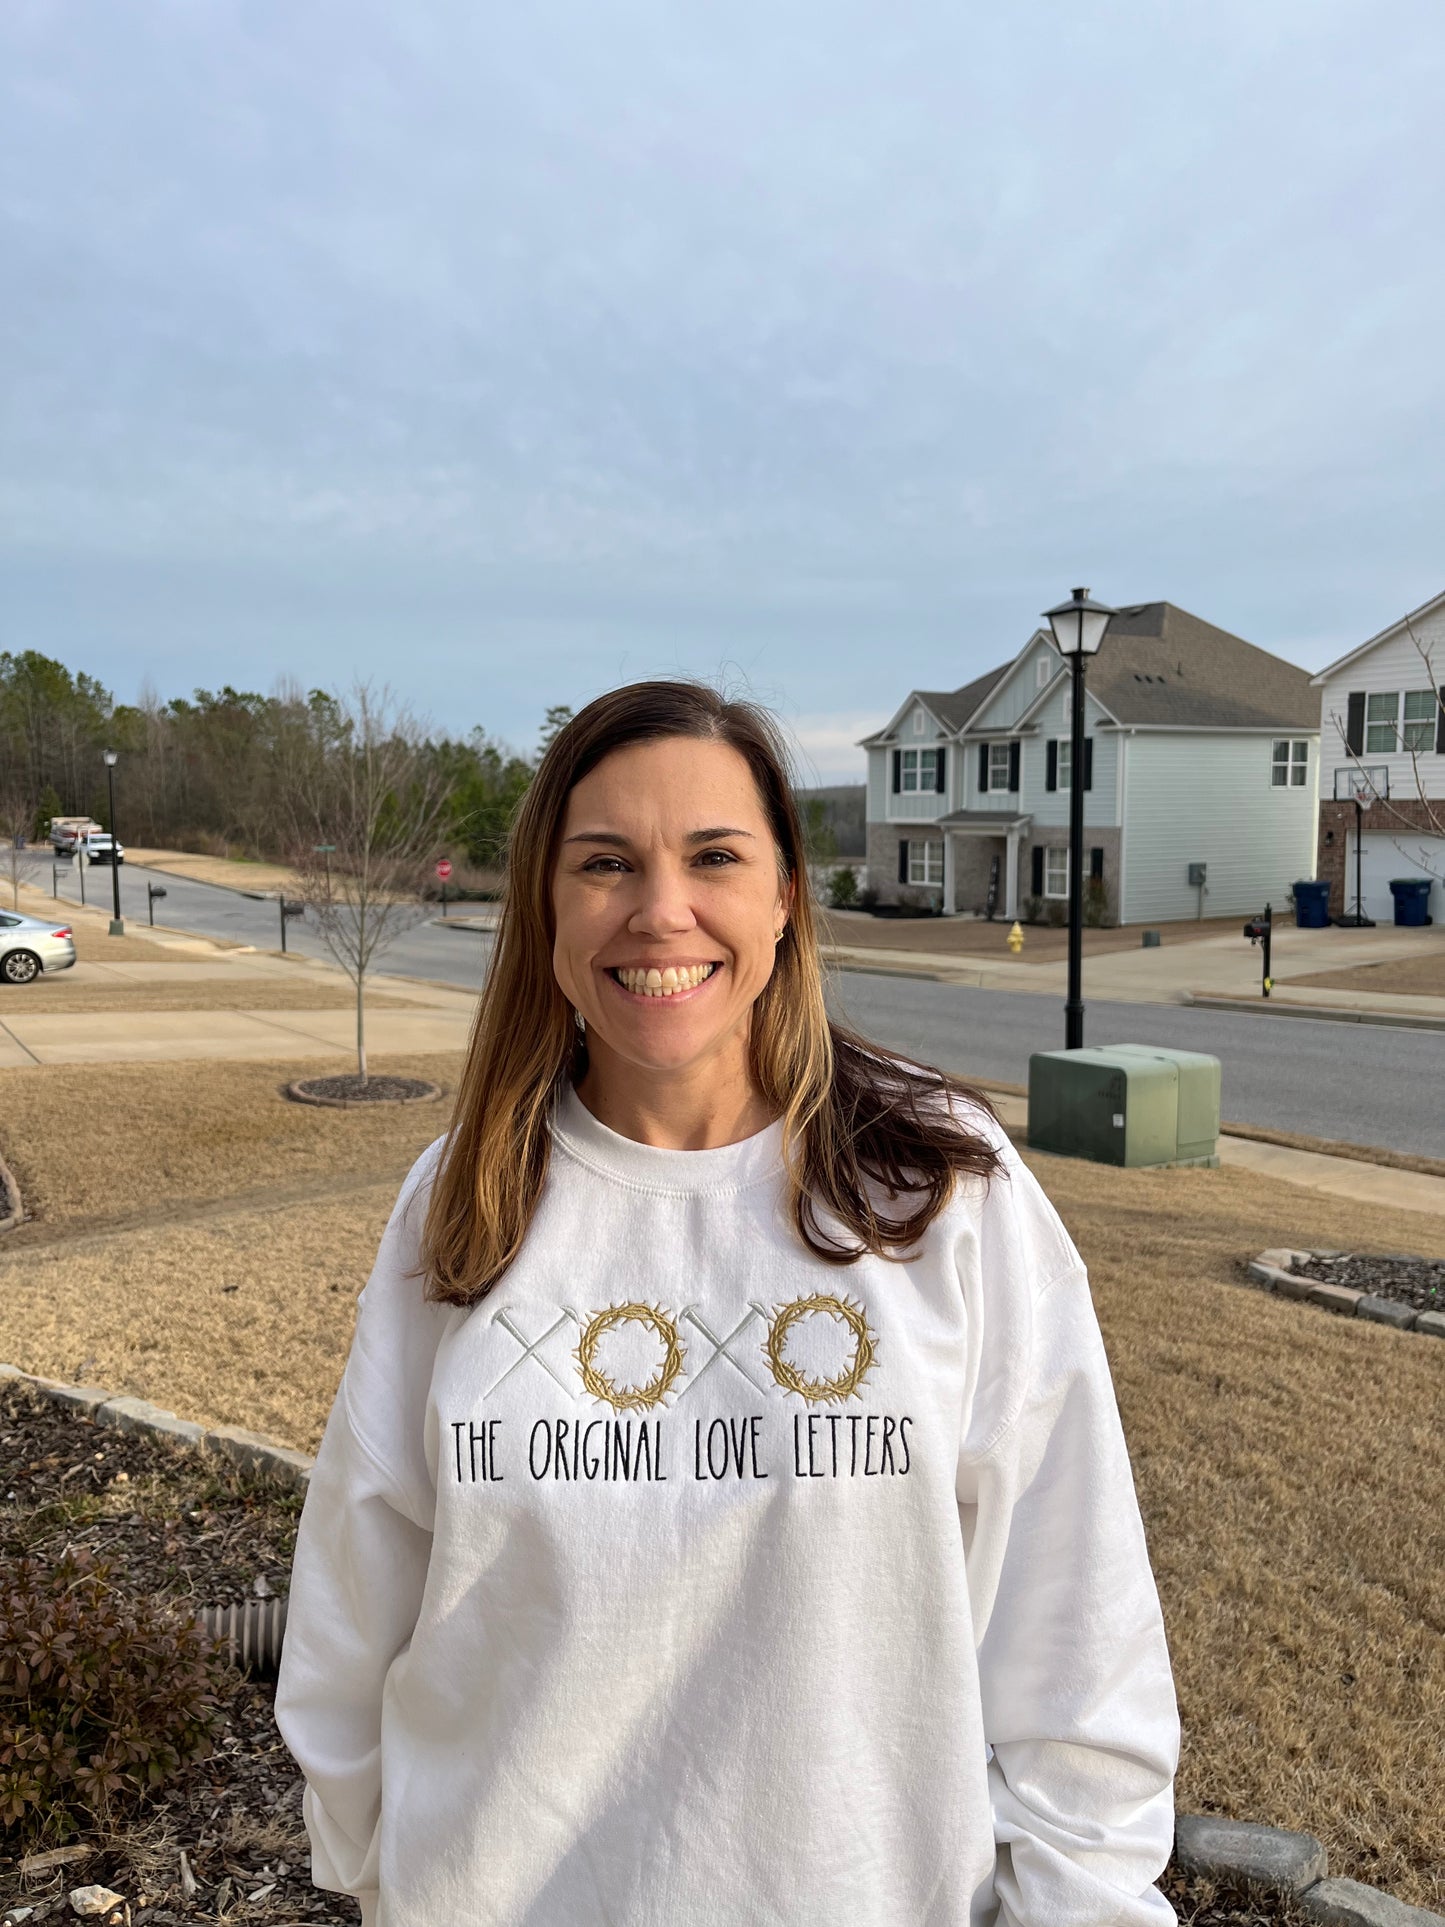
[5,978,414,1014]
[1,1056,1443,1909]
[1290,953,1445,999]
[817,907,1245,959]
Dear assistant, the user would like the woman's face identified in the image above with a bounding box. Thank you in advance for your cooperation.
[551,735,793,1086]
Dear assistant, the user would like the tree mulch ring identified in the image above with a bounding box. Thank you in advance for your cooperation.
[282,1073,442,1109]
[0,1380,1320,1927]
[1291,1251,1445,1316]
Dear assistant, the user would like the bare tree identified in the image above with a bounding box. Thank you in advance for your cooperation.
[283,683,454,1085]
[1325,616,1444,882]
[0,783,45,909]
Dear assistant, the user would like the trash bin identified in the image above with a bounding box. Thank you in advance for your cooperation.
[1388,879,1433,927]
[1293,880,1331,929]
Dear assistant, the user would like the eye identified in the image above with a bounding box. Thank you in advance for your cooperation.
[696,849,739,867]
[582,855,627,875]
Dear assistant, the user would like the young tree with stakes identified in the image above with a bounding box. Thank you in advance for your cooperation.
[285,684,454,1088]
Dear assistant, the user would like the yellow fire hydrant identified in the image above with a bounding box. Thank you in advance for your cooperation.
[1007,921,1024,954]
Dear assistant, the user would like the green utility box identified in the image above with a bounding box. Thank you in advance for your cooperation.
[1027,1045,1221,1168]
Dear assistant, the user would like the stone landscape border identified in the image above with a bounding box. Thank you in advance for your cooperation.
[1246,1250,1445,1339]
[0,1148,22,1233]
[5,1367,1444,1924]
[282,1076,443,1110]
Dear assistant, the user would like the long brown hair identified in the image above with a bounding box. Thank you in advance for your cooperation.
[421,680,1003,1304]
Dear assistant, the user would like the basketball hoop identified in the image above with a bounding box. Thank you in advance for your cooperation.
[1332,765,1389,808]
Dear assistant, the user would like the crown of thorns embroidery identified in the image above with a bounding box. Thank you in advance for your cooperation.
[575,1303,685,1412]
[763,1294,876,1405]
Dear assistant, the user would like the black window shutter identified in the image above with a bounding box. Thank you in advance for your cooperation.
[1031,846,1044,895]
[1084,737,1094,791]
[1437,687,1445,754]
[891,749,901,793]
[1007,740,1020,792]
[1090,846,1104,880]
[935,747,946,793]
[898,840,909,884]
[1046,741,1058,792]
[1345,691,1365,756]
[978,743,989,793]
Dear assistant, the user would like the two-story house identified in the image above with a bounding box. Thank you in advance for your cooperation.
[860,601,1319,924]
[1310,587,1445,923]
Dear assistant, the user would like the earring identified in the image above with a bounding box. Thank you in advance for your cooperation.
[574,1008,586,1035]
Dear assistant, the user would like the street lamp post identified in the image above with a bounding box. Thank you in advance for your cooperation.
[1043,588,1116,1049]
[102,748,124,937]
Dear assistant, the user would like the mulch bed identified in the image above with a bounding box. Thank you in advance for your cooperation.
[0,1381,1316,1926]
[283,1074,441,1109]
[1291,1251,1445,1316]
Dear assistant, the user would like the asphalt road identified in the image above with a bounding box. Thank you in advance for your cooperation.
[36,858,495,989]
[29,857,1445,1157]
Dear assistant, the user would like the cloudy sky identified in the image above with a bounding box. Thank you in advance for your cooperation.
[4,0,1442,780]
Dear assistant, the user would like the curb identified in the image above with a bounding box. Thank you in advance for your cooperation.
[1244,1251,1445,1340]
[0,1363,314,1491]
[1173,1814,1445,1925]
[1187,994,1445,1034]
[0,1147,23,1233]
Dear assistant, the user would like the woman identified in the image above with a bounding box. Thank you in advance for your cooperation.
[275,680,1180,1926]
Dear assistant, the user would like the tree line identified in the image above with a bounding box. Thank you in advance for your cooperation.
[0,649,567,876]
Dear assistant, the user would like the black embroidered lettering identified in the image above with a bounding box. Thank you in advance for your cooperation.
[554,1418,571,1480]
[528,1419,552,1480]
[826,1414,841,1477]
[654,1419,667,1480]
[612,1419,632,1482]
[451,1421,467,1483]
[899,1415,913,1475]
[582,1420,603,1480]
[635,1420,654,1482]
[848,1414,863,1475]
[728,1415,750,1478]
[571,1416,583,1482]
[706,1418,729,1481]
[747,1414,767,1479]
[806,1414,825,1477]
[880,1415,897,1475]
[864,1414,880,1475]
[793,1414,806,1478]
[489,1418,503,1481]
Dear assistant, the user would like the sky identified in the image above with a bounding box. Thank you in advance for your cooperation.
[3,0,1443,783]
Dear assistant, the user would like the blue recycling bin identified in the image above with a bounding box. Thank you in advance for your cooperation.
[1388,879,1432,927]
[1293,880,1331,929]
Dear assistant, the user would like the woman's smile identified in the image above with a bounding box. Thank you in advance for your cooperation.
[603,960,723,1002]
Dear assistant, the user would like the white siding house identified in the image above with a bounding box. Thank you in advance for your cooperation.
[861,602,1319,924]
[1310,588,1445,923]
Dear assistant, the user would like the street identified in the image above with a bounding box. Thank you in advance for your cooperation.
[30,857,1445,1158]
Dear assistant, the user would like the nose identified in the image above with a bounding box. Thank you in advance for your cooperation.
[627,857,698,939]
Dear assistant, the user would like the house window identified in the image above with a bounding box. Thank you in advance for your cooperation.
[1271,739,1309,787]
[1036,654,1052,689]
[988,742,1011,789]
[1057,739,1071,791]
[899,747,940,792]
[913,709,925,734]
[1044,847,1069,898]
[1403,691,1436,752]
[908,839,944,886]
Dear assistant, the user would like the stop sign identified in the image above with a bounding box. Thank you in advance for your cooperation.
[436,858,453,881]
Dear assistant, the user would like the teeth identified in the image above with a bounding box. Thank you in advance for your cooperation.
[612,962,717,996]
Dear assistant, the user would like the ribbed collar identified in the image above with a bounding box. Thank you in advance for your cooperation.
[551,1081,786,1197]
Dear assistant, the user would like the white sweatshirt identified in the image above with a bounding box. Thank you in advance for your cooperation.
[275,1084,1179,1927]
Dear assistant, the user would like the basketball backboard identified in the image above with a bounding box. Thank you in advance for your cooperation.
[1333,765,1390,806]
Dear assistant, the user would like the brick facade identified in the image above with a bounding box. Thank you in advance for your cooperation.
[1316,797,1444,917]
[1024,827,1123,925]
[865,822,1126,922]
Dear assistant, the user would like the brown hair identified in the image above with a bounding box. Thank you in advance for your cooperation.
[421,679,1003,1304]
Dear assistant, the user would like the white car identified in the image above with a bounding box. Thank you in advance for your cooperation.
[78,832,125,865]
[0,910,77,984]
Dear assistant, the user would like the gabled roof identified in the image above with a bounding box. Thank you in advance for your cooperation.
[858,662,1010,746]
[1083,603,1318,730]
[1308,586,1445,686]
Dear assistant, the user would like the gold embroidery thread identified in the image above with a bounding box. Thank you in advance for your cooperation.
[575,1303,685,1412]
[764,1294,876,1405]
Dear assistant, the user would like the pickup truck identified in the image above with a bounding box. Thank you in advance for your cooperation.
[78,831,125,866]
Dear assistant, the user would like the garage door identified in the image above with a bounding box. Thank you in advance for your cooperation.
[1344,830,1445,923]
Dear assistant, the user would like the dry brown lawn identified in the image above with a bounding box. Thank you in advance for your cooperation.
[1291,952,1445,999]
[818,907,1241,960]
[121,846,301,893]
[1,1057,1443,1908]
[6,978,413,1015]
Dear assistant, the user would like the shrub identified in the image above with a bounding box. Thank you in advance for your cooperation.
[0,1548,229,1848]
[1022,895,1043,925]
[826,866,859,909]
[1083,876,1113,927]
[857,883,879,910]
[1044,898,1067,927]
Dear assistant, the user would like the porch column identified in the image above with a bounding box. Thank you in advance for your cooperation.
[1004,827,1020,918]
[943,832,957,916]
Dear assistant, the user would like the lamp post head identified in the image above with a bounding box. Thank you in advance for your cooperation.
[1043,586,1116,658]
[102,748,119,768]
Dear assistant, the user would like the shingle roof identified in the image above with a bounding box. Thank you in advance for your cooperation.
[1085,604,1318,730]
[915,663,1012,732]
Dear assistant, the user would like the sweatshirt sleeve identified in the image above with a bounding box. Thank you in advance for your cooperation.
[273,1142,454,1922]
[956,1148,1180,1927]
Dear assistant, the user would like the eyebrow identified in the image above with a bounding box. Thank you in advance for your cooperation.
[561,826,757,848]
